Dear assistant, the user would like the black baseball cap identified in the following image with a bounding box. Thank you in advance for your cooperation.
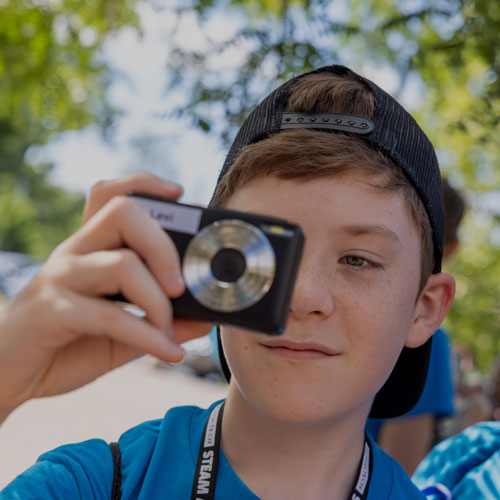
[212,64,444,419]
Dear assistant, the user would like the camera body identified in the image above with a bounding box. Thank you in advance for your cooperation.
[129,192,304,334]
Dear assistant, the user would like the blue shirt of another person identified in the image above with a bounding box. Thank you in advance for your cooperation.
[366,328,455,440]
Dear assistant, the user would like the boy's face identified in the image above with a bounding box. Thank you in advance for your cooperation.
[221,173,427,427]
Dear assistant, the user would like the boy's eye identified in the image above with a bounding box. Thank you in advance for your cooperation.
[342,255,381,270]
[344,255,366,267]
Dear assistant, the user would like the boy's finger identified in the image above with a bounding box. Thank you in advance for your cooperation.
[62,291,185,362]
[67,250,174,334]
[84,172,183,223]
[64,197,185,298]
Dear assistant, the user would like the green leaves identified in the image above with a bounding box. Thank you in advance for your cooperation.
[0,0,139,143]
[0,163,85,258]
[0,0,139,258]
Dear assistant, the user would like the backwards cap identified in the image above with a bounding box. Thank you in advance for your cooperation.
[213,64,444,418]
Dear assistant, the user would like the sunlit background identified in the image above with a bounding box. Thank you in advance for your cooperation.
[1,0,500,483]
[3,0,499,368]
[25,2,423,202]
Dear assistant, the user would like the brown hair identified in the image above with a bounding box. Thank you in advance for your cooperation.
[211,73,434,291]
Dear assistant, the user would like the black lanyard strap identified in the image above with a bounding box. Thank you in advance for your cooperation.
[191,402,372,500]
[350,439,371,500]
[191,401,225,500]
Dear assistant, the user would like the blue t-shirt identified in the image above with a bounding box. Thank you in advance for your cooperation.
[1,401,425,499]
[367,328,455,440]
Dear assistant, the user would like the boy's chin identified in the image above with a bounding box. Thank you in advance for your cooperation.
[250,391,371,430]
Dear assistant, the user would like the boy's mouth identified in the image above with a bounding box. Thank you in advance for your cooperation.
[259,339,339,361]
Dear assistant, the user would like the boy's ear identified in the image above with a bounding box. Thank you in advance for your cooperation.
[405,272,456,348]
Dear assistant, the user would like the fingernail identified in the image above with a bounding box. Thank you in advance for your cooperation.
[169,347,185,365]
[166,182,183,196]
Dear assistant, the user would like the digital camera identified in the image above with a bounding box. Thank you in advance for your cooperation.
[123,193,304,334]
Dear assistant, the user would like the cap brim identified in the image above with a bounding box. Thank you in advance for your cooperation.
[369,338,432,419]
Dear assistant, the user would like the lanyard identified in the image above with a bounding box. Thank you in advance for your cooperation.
[191,402,372,500]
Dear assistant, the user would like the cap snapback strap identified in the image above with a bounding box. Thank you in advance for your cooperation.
[281,112,374,134]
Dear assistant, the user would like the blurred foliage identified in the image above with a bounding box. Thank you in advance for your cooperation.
[1,0,499,370]
[0,160,84,258]
[0,0,139,257]
[159,0,500,371]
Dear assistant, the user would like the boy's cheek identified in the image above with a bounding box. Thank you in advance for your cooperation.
[220,327,254,363]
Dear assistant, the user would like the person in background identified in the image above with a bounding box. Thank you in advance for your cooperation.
[442,344,494,438]
[412,421,500,499]
[366,178,466,475]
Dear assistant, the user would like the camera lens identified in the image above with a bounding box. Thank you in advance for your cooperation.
[210,247,247,283]
[183,219,275,312]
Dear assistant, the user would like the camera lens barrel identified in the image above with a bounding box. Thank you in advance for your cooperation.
[183,219,276,313]
[210,248,247,283]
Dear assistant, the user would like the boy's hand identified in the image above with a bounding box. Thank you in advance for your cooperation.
[0,173,213,423]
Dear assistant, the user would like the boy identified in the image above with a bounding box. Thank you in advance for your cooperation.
[0,65,454,499]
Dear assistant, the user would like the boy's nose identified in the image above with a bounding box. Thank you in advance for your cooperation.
[288,255,334,321]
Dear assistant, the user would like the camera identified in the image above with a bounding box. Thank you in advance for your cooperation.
[122,193,304,334]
